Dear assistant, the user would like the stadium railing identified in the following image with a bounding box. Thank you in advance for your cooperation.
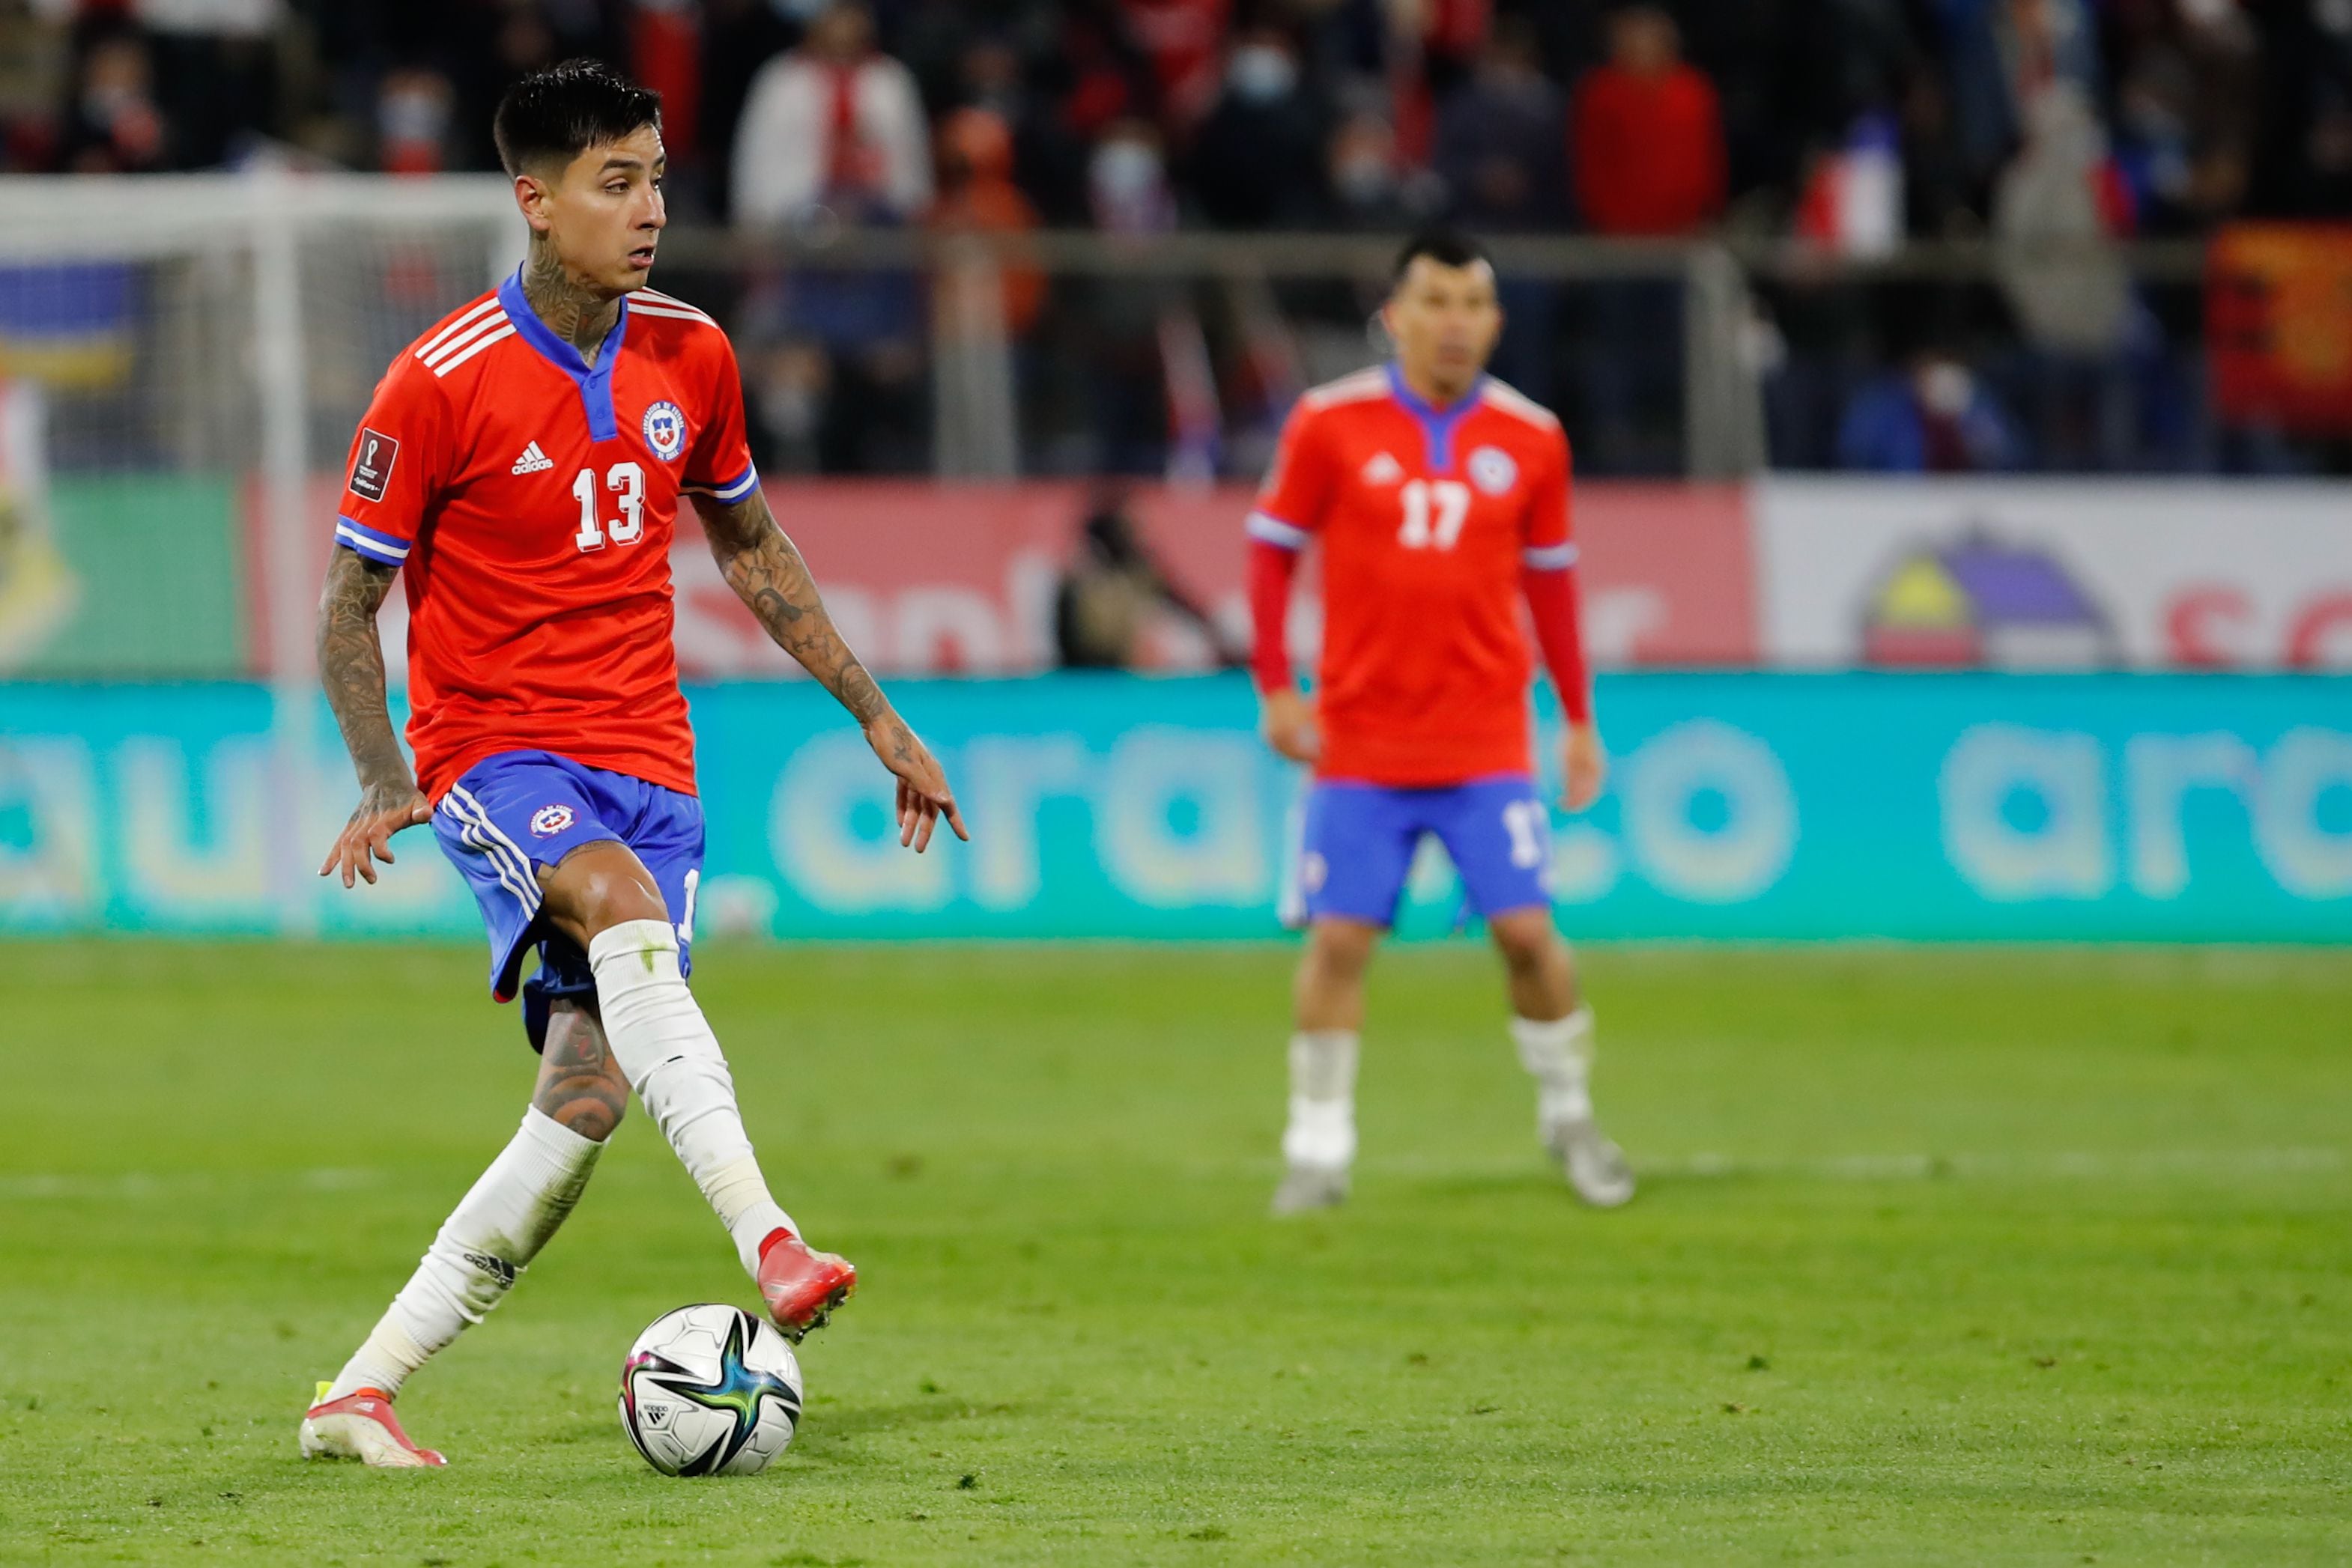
[0,172,2289,696]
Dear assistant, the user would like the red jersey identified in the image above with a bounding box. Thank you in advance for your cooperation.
[334,274,757,800]
[1250,364,1577,787]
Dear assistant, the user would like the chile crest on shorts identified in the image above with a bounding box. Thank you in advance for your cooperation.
[642,401,687,461]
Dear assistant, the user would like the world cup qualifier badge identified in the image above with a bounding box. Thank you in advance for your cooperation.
[530,804,576,838]
[642,401,687,461]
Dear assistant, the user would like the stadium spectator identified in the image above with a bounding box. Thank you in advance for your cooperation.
[1570,5,1725,237]
[1433,18,1568,232]
[2245,0,2352,219]
[1936,0,2106,188]
[0,3,69,172]
[138,0,282,168]
[930,106,1046,338]
[376,67,454,177]
[1187,28,1328,228]
[1324,111,1426,231]
[1992,82,2136,359]
[697,0,803,219]
[629,0,703,166]
[61,29,169,174]
[1123,0,1231,127]
[730,1,933,228]
[1088,115,1177,235]
[1837,350,2024,472]
[1053,490,1241,669]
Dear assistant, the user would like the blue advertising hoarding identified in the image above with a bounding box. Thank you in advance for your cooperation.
[0,674,2347,942]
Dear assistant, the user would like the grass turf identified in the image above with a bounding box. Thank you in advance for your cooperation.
[1,939,2348,1566]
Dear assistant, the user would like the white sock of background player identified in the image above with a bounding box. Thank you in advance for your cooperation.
[587,919,796,1274]
[327,1107,601,1401]
[1511,1007,1595,1124]
[1282,1029,1360,1171]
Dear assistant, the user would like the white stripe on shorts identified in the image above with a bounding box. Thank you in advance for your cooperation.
[446,785,543,913]
[439,787,541,916]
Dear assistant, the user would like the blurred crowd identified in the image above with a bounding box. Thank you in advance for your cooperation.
[3,0,2348,479]
[2,0,2348,240]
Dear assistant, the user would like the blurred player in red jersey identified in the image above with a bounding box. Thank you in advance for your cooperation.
[1249,228,1633,1215]
[299,61,966,1468]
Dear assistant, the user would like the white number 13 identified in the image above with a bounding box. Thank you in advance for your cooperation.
[1398,478,1471,551]
[572,462,646,552]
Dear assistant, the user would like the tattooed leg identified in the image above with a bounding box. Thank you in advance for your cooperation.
[531,997,629,1143]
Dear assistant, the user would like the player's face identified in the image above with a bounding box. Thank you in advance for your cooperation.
[1383,257,1503,399]
[535,124,668,296]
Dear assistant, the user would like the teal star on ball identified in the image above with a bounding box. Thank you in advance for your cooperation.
[630,1311,800,1475]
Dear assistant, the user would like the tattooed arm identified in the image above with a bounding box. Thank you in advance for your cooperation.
[693,487,968,851]
[316,547,431,887]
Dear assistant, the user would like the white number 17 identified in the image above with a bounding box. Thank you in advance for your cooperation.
[1398,478,1471,551]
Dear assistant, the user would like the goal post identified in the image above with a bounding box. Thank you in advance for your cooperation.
[0,172,522,929]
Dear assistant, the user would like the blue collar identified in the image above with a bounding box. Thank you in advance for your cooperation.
[497,267,629,443]
[1384,362,1484,473]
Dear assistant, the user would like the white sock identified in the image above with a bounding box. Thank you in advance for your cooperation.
[329,1107,602,1400]
[589,919,795,1277]
[1512,1007,1595,1124]
[1282,1029,1359,1170]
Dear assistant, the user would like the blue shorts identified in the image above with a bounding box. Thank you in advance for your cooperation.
[1286,774,1553,930]
[433,750,704,1051]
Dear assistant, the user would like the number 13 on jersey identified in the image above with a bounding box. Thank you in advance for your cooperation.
[573,462,646,552]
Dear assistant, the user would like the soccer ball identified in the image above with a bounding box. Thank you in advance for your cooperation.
[619,1304,803,1477]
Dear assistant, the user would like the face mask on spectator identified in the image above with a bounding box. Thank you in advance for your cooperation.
[1917,361,1974,417]
[83,82,144,131]
[1227,46,1297,106]
[1091,139,1169,232]
[381,79,452,148]
[1336,152,1393,207]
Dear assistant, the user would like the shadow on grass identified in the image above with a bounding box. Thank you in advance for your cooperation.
[796,1395,1043,1451]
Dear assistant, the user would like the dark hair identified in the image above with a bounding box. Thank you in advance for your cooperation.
[493,59,662,177]
[1392,225,1491,281]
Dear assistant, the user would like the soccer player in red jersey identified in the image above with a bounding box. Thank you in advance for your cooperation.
[1249,228,1634,1215]
[298,62,966,1468]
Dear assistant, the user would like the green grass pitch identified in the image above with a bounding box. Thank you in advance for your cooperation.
[3,939,2348,1565]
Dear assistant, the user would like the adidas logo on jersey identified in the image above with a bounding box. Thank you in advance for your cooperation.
[510,441,554,475]
[1360,452,1404,484]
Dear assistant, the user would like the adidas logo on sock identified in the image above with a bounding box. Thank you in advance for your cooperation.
[511,440,554,475]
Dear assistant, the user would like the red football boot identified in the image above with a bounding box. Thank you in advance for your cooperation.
[756,1229,857,1341]
[299,1382,447,1468]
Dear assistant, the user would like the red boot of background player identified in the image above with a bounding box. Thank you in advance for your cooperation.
[756,1229,855,1341]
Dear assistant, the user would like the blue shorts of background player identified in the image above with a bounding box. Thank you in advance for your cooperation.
[432,750,703,1051]
[1287,774,1554,929]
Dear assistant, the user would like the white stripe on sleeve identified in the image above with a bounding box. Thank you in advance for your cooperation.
[1246,511,1311,550]
[335,524,409,565]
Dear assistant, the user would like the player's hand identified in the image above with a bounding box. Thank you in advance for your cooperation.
[1561,723,1607,814]
[865,713,969,853]
[320,782,432,888]
[1259,687,1320,765]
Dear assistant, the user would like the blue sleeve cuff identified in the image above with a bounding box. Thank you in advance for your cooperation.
[1246,510,1311,550]
[1522,541,1579,571]
[335,515,410,566]
[684,463,760,503]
